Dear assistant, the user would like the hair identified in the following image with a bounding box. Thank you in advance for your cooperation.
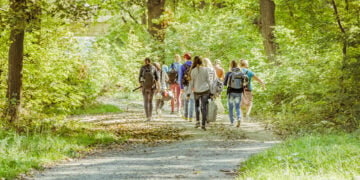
[214,59,221,65]
[153,62,161,70]
[203,58,213,68]
[162,64,168,72]
[175,54,181,62]
[229,60,238,71]
[191,56,202,69]
[144,57,151,64]
[240,59,249,68]
[183,53,191,60]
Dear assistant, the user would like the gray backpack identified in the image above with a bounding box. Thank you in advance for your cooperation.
[228,70,248,90]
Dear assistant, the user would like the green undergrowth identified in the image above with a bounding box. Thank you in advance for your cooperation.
[71,103,123,115]
[237,132,360,180]
[0,120,185,179]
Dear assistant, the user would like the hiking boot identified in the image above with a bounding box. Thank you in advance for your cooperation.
[201,126,206,131]
[195,122,200,128]
[236,121,241,128]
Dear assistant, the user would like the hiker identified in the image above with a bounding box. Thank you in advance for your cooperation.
[154,62,169,116]
[138,57,159,121]
[223,60,247,127]
[188,56,211,130]
[168,54,182,114]
[180,53,194,121]
[239,59,265,121]
[214,59,225,81]
[203,58,217,84]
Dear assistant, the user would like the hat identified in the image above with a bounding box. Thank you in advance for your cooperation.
[183,53,191,60]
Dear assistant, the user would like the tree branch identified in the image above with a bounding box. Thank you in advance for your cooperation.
[330,0,346,34]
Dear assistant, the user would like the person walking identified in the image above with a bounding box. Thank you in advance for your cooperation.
[223,60,246,127]
[188,56,211,130]
[154,62,169,116]
[239,59,265,121]
[180,53,195,121]
[168,54,182,114]
[138,57,159,121]
[214,59,225,81]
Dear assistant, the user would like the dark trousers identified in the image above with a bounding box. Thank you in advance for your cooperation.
[194,92,210,126]
[142,89,155,118]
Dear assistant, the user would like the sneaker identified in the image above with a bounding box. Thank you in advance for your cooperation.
[201,126,206,131]
[236,121,241,128]
[195,122,200,128]
[182,116,188,120]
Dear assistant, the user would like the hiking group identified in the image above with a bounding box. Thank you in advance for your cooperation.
[138,53,265,130]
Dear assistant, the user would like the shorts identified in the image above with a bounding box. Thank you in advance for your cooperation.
[241,91,253,107]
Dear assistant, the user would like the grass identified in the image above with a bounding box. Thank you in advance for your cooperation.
[0,121,185,179]
[71,103,123,115]
[237,133,360,180]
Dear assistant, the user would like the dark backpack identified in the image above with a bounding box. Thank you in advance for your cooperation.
[228,70,248,90]
[167,65,178,84]
[181,63,191,86]
[243,70,250,91]
[142,65,156,89]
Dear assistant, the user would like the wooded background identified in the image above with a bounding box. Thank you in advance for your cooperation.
[0,0,359,135]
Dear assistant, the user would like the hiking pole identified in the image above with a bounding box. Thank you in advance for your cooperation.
[132,86,143,92]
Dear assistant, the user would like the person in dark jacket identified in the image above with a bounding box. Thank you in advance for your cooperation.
[138,57,159,121]
[223,60,243,127]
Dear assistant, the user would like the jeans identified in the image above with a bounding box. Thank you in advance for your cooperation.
[142,89,155,119]
[194,92,210,126]
[228,92,242,124]
[170,83,181,112]
[183,86,194,119]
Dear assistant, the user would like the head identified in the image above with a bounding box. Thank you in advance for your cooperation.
[229,60,238,71]
[183,53,191,61]
[240,59,249,68]
[153,62,161,71]
[162,64,168,73]
[191,56,202,69]
[214,59,221,65]
[203,58,213,68]
[144,57,151,65]
[175,54,181,62]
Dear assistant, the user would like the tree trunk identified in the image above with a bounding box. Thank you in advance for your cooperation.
[259,0,277,63]
[147,0,166,41]
[3,0,26,124]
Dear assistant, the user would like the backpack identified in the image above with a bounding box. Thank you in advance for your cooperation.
[243,70,250,91]
[181,63,191,86]
[228,70,248,90]
[142,65,156,89]
[211,78,224,96]
[167,65,178,84]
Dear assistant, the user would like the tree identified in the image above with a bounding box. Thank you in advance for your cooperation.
[3,0,27,124]
[147,0,166,41]
[259,0,277,63]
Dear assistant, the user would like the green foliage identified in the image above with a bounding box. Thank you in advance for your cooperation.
[237,133,360,179]
[0,123,120,179]
[71,103,123,115]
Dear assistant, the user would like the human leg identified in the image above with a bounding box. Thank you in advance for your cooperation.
[233,93,242,127]
[228,94,235,125]
[200,93,210,129]
[194,93,201,127]
[170,84,176,113]
[175,84,181,112]
[189,93,195,121]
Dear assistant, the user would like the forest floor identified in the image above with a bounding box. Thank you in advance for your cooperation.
[28,97,280,180]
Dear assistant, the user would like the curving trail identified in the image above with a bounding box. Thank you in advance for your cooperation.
[30,98,280,180]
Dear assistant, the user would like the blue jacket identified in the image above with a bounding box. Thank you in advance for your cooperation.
[179,61,192,89]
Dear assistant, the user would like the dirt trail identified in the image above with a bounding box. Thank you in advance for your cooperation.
[30,98,280,180]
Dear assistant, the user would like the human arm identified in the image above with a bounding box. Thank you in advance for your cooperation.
[138,66,143,85]
[223,72,230,86]
[253,75,266,90]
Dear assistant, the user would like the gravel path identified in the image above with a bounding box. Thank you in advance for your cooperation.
[30,99,280,180]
